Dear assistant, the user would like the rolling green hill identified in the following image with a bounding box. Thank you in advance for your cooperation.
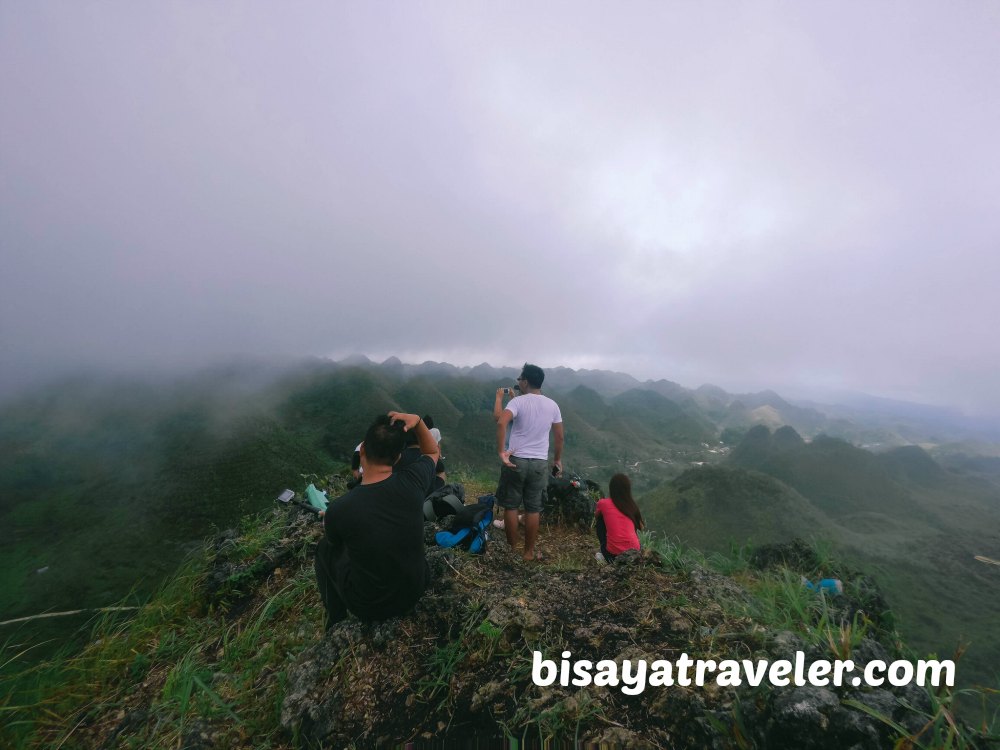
[644,465,837,548]
[729,427,928,523]
[610,388,717,445]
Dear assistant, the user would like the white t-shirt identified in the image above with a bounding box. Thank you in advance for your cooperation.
[505,393,562,460]
[429,427,442,444]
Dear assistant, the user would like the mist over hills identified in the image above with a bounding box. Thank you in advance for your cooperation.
[324,355,1000,446]
[1,355,999,690]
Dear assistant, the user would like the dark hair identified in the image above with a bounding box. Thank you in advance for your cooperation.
[362,414,406,466]
[520,363,544,389]
[609,473,644,532]
[423,414,435,429]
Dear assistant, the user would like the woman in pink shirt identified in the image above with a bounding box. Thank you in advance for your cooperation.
[595,473,645,562]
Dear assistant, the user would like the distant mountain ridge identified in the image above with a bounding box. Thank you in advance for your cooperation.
[326,355,998,448]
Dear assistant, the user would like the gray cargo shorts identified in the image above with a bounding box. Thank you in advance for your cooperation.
[496,456,548,514]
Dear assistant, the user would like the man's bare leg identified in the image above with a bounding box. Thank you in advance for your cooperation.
[522,511,540,561]
[504,508,520,548]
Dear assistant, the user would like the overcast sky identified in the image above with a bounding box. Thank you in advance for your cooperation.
[2,2,998,414]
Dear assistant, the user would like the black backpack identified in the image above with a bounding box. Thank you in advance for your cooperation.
[423,482,466,522]
[544,473,596,526]
[434,503,493,554]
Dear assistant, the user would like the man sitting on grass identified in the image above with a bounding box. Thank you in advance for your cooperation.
[314,411,439,629]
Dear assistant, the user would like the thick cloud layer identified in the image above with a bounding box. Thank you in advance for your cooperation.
[2,2,998,413]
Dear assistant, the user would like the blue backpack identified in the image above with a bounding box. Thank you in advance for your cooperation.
[434,496,494,554]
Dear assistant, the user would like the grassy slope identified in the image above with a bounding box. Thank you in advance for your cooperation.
[0,409,335,625]
[642,431,1000,692]
[4,469,994,749]
[644,465,840,549]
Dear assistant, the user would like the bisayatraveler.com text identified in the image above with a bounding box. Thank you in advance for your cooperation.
[531,651,955,695]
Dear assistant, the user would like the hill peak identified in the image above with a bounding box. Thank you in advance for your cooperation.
[338,353,375,366]
[878,445,947,485]
[8,471,983,748]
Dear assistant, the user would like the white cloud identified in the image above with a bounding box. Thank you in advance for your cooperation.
[1,2,998,414]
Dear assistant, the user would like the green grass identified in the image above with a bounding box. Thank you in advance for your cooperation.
[0,502,330,749]
[418,640,467,709]
[639,531,1000,746]
[845,677,1000,750]
[0,556,206,747]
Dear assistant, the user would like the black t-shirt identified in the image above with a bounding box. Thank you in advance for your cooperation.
[394,446,437,495]
[324,454,433,619]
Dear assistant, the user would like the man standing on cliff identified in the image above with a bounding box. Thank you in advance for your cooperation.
[315,411,439,629]
[495,363,564,562]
